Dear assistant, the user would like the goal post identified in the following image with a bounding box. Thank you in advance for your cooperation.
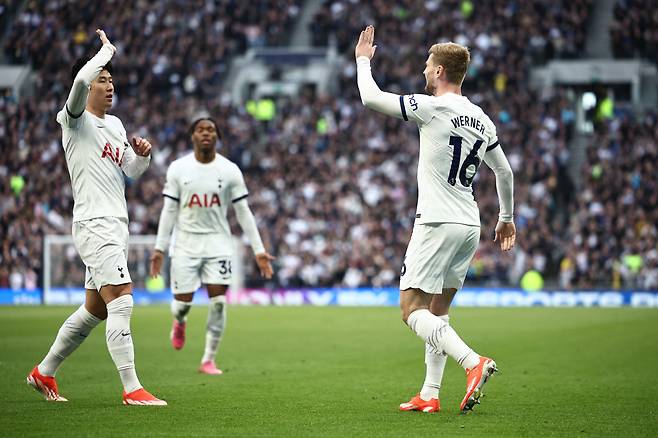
[42,234,245,305]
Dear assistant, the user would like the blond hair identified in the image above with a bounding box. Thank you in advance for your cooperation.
[428,42,470,85]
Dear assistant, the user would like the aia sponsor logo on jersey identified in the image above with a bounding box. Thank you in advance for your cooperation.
[101,142,123,165]
[188,193,221,208]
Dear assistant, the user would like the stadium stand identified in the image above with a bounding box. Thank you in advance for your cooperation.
[610,0,658,61]
[1,0,656,291]
[564,114,658,290]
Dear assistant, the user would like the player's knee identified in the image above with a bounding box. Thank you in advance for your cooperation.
[429,301,448,316]
[100,282,132,304]
[400,296,415,323]
[116,282,132,295]
[85,294,108,320]
[400,304,414,324]
[106,294,134,317]
[85,304,107,320]
[92,308,108,320]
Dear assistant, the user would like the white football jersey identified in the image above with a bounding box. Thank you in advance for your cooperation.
[399,92,499,226]
[163,152,249,258]
[57,108,136,222]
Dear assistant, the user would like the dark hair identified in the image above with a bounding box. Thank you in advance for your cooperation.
[189,117,220,138]
[71,57,113,82]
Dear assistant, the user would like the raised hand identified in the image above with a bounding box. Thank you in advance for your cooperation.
[132,137,152,157]
[255,252,276,279]
[96,29,111,46]
[355,25,377,60]
[494,221,516,252]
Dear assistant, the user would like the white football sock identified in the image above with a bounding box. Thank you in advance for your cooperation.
[38,305,102,376]
[201,295,227,364]
[407,309,480,370]
[171,299,192,323]
[106,295,142,393]
[420,315,449,400]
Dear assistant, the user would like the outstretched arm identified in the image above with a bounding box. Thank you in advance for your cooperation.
[483,145,516,251]
[66,29,116,118]
[355,25,403,118]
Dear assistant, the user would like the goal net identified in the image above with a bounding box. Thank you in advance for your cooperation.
[42,234,245,305]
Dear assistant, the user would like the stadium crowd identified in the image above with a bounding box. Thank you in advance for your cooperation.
[322,0,590,288]
[313,0,592,66]
[1,0,656,291]
[0,0,303,289]
[563,114,658,290]
[610,0,658,61]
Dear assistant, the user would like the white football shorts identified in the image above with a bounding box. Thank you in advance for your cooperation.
[170,255,233,294]
[72,217,131,291]
[399,222,480,294]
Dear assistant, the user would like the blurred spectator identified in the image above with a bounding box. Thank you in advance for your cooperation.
[4,0,655,292]
[610,0,658,61]
[570,113,658,289]
[313,0,591,66]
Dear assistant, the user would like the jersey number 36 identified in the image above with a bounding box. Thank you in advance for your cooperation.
[219,259,232,276]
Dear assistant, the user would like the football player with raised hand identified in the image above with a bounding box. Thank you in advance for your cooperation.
[355,25,515,414]
[27,29,166,406]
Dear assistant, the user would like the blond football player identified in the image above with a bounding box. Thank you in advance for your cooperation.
[356,25,515,414]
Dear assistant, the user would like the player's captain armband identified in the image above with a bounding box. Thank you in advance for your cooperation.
[400,94,435,125]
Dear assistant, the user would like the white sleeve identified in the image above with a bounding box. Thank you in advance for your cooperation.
[121,141,151,179]
[233,198,265,255]
[62,43,116,126]
[154,196,178,253]
[230,166,249,202]
[485,116,499,150]
[162,164,180,201]
[398,93,436,125]
[483,144,514,222]
[356,56,404,119]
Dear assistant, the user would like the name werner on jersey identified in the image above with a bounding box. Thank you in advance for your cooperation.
[450,115,486,135]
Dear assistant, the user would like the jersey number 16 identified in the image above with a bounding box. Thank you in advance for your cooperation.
[447,135,484,187]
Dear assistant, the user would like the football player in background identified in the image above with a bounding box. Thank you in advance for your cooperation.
[150,117,274,375]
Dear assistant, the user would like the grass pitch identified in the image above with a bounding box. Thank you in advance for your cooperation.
[1,305,657,437]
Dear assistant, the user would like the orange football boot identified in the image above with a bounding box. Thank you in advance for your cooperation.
[27,366,68,402]
[122,388,167,406]
[460,356,498,413]
[399,393,440,413]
